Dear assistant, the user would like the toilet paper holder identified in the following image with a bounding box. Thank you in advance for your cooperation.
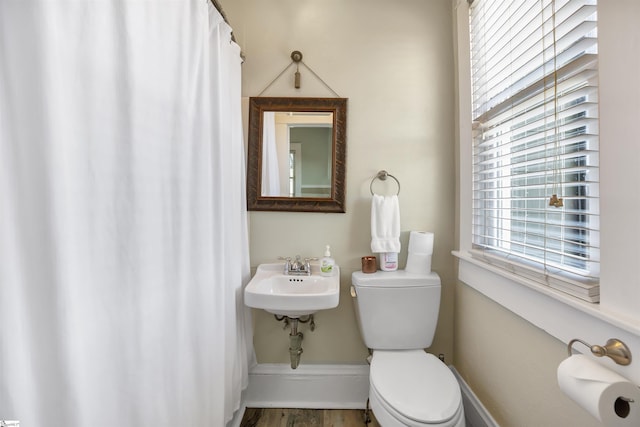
[568,338,632,366]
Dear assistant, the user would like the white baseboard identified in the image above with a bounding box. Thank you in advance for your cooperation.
[451,367,499,427]
[244,363,370,409]
[240,363,499,427]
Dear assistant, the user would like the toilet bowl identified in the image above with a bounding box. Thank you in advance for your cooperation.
[369,350,464,427]
[351,270,465,427]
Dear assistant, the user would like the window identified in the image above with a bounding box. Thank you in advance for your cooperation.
[469,0,600,302]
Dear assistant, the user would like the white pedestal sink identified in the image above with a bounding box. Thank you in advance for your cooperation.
[244,263,340,318]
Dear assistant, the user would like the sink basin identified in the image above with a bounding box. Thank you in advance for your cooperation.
[244,263,340,318]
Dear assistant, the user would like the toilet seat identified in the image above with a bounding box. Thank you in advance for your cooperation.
[370,350,463,426]
[370,382,464,427]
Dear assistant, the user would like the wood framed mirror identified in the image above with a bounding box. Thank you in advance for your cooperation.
[247,97,347,212]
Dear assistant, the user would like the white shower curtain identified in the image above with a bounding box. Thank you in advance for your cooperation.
[261,112,281,196]
[0,1,254,426]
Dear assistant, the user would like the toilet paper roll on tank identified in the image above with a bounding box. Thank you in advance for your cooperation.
[557,354,640,426]
[405,231,434,274]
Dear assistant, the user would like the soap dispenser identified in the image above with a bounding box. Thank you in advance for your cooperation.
[320,245,335,277]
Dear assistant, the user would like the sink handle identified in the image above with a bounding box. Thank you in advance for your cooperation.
[303,257,318,274]
[278,256,292,274]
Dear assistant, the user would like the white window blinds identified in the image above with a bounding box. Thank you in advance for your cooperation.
[469,0,600,302]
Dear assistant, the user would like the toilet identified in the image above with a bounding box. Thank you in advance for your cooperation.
[351,270,465,427]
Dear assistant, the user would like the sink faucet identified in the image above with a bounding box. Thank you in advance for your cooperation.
[279,255,317,276]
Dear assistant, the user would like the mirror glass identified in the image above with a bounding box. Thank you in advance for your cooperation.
[247,97,347,212]
[262,112,333,198]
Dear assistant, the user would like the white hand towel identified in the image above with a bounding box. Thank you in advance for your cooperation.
[370,194,401,253]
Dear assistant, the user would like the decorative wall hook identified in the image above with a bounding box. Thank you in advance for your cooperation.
[257,50,341,97]
[291,51,303,89]
[567,338,632,366]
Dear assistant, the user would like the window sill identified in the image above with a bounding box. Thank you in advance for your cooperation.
[453,250,640,383]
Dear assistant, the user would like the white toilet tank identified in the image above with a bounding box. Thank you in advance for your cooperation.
[352,270,441,350]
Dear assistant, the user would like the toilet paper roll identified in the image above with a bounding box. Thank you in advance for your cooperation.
[407,231,434,255]
[405,253,432,274]
[557,355,640,426]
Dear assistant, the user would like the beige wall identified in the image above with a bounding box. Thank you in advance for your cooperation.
[455,284,602,427]
[220,0,456,364]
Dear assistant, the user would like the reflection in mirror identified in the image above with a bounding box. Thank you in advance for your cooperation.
[261,111,333,198]
[247,97,347,212]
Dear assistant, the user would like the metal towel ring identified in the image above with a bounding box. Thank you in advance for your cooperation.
[370,170,400,196]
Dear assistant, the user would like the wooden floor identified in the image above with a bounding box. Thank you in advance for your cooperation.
[240,408,381,427]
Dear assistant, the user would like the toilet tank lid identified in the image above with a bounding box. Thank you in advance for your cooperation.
[352,270,440,288]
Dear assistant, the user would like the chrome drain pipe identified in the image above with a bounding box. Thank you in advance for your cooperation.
[274,315,315,369]
[288,318,303,369]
